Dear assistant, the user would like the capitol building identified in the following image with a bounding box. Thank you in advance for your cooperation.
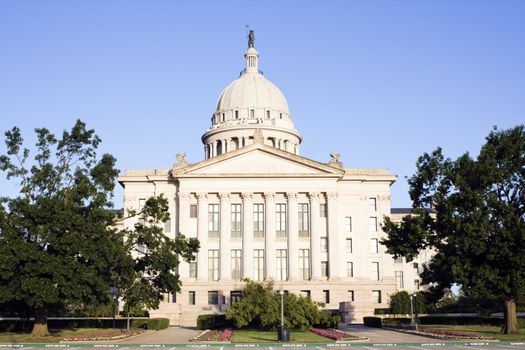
[118,36,427,326]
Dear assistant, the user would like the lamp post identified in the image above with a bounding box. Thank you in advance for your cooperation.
[412,292,419,331]
[280,287,284,328]
[110,286,118,329]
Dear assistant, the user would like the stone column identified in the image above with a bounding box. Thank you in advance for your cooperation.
[219,193,231,281]
[197,192,209,281]
[178,192,191,278]
[287,192,299,280]
[309,192,322,280]
[242,193,253,279]
[264,192,276,280]
[327,191,340,279]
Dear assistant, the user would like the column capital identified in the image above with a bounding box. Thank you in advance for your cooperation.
[241,192,253,201]
[286,192,298,200]
[219,192,231,201]
[263,192,275,201]
[327,191,338,200]
[196,192,208,201]
[308,192,321,201]
[178,192,191,200]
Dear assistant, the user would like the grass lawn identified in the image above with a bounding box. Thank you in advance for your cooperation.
[424,325,525,341]
[0,328,124,343]
[231,329,332,343]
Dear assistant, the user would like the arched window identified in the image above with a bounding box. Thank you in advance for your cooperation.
[217,140,223,155]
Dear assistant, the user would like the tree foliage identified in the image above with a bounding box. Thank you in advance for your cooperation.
[0,120,121,336]
[117,194,199,313]
[225,280,324,330]
[382,125,525,334]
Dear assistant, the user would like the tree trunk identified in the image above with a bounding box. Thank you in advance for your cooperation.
[501,298,519,334]
[31,306,50,337]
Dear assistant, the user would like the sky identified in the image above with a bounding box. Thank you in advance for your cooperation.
[1,0,524,209]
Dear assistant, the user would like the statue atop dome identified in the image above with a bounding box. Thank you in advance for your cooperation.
[248,30,255,48]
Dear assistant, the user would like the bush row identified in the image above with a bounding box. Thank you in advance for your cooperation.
[364,316,525,328]
[0,317,169,332]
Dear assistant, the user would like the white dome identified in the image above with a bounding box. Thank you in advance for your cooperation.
[216,72,289,114]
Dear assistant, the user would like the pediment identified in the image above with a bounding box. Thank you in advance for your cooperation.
[174,145,343,177]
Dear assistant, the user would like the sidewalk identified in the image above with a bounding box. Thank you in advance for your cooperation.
[116,327,201,344]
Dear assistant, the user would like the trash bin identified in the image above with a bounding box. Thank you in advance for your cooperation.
[277,326,290,342]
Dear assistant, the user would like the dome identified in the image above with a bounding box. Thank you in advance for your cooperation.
[202,38,302,160]
[216,69,290,114]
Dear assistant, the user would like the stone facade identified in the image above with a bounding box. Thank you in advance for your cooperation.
[117,40,428,326]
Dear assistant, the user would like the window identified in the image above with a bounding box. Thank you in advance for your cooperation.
[371,262,380,281]
[253,204,265,238]
[369,197,377,211]
[372,290,382,304]
[345,217,352,232]
[221,113,225,122]
[279,113,283,119]
[266,110,270,119]
[189,291,195,305]
[231,204,242,238]
[394,256,403,263]
[190,204,198,218]
[231,249,242,280]
[189,260,197,278]
[413,262,419,272]
[230,291,242,305]
[235,110,239,119]
[323,290,330,304]
[321,237,328,252]
[395,271,404,289]
[346,261,354,277]
[208,250,219,281]
[208,291,218,305]
[208,204,219,238]
[321,261,329,277]
[253,249,264,281]
[370,238,379,254]
[250,109,255,118]
[298,203,309,237]
[414,279,420,290]
[320,204,327,217]
[346,238,352,253]
[276,203,287,238]
[369,217,378,232]
[171,292,177,303]
[299,249,310,280]
[138,198,146,211]
[164,219,171,233]
[276,249,287,281]
[348,290,355,302]
[300,290,311,298]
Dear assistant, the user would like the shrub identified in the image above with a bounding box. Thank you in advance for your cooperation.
[147,318,169,330]
[363,316,382,328]
[197,314,231,330]
[389,291,411,315]
[374,308,390,315]
[0,318,150,331]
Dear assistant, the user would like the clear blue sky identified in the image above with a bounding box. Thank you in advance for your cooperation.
[1,0,524,208]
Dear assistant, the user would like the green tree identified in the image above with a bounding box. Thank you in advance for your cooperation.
[389,291,411,315]
[382,125,525,334]
[117,195,199,322]
[0,121,121,336]
[225,280,323,329]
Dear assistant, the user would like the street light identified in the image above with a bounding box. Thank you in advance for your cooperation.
[280,287,284,328]
[110,286,119,329]
[412,292,419,331]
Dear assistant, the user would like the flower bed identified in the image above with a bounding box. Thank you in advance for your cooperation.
[63,328,146,342]
[385,326,492,340]
[193,328,233,342]
[310,328,366,341]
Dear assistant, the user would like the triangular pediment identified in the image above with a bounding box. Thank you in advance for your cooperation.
[172,144,343,177]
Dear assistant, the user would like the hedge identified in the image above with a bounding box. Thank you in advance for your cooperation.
[364,316,525,328]
[363,316,382,328]
[196,314,232,330]
[0,318,149,331]
[147,318,170,330]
